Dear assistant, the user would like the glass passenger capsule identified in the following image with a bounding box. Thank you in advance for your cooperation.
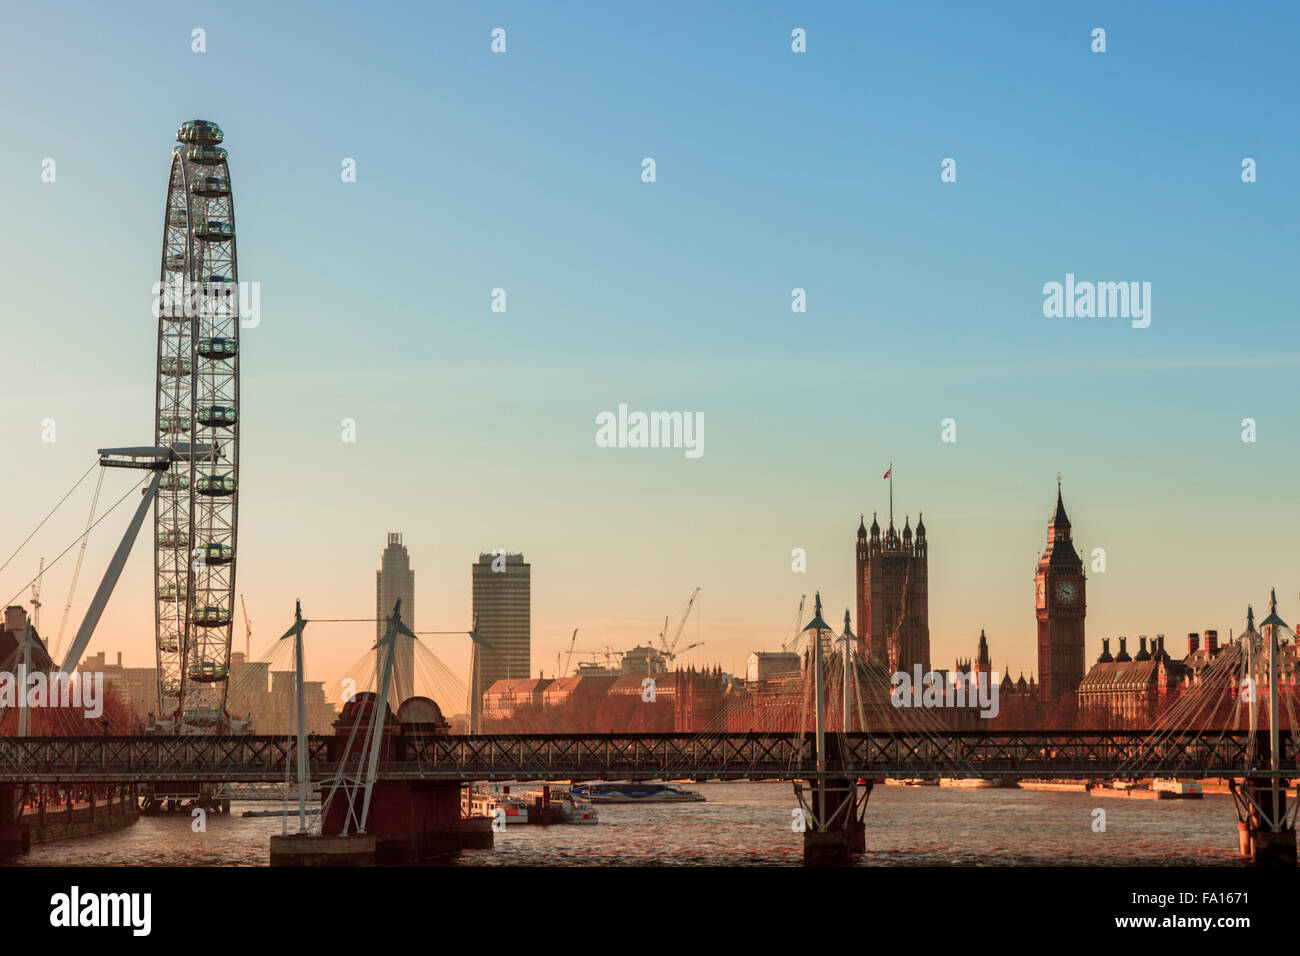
[168,209,188,225]
[187,660,230,682]
[158,639,179,654]
[182,704,223,724]
[200,542,235,565]
[157,529,190,548]
[164,252,186,271]
[193,219,234,241]
[161,357,192,377]
[201,274,235,298]
[190,176,230,197]
[197,405,238,428]
[158,416,191,435]
[192,606,233,627]
[185,145,227,165]
[196,474,237,497]
[197,337,237,359]
[177,120,224,145]
[157,472,190,492]
[158,583,189,603]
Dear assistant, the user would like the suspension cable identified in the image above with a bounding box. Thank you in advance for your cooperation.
[0,459,98,580]
[51,468,106,663]
[0,471,150,612]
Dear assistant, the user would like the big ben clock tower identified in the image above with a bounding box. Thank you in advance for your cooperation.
[1035,479,1086,703]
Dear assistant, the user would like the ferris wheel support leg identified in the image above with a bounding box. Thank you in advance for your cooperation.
[59,472,164,674]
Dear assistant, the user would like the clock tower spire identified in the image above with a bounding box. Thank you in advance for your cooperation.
[1035,479,1086,704]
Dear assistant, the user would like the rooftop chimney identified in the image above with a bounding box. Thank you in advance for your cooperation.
[1115,637,1131,662]
[117,651,122,667]
[1188,632,1200,655]
[1135,636,1150,661]
[1098,638,1113,663]
[3,606,26,633]
[1206,629,1219,654]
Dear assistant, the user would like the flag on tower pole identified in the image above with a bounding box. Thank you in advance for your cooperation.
[884,463,894,524]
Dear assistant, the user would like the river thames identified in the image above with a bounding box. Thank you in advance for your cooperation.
[11,782,1247,867]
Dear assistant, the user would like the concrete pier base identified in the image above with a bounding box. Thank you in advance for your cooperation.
[1231,777,1297,866]
[1238,820,1252,857]
[271,817,493,866]
[270,832,376,867]
[1249,827,1297,867]
[799,777,868,867]
[804,827,854,866]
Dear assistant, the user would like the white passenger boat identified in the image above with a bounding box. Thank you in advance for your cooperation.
[568,783,705,804]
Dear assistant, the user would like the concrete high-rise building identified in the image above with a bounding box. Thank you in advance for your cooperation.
[376,533,416,703]
[470,552,530,731]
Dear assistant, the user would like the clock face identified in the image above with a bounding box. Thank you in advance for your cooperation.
[1035,579,1046,608]
[1056,581,1079,605]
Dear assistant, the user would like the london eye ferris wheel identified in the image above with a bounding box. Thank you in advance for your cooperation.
[154,119,240,730]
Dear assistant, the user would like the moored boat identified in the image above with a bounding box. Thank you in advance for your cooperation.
[523,788,600,824]
[1152,779,1203,799]
[467,788,529,824]
[938,777,1019,789]
[569,782,705,804]
[1018,779,1091,792]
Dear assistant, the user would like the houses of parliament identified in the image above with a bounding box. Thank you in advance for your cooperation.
[855,482,1088,705]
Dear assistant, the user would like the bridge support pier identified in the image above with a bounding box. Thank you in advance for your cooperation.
[271,780,492,866]
[0,784,29,861]
[1230,777,1297,867]
[795,778,870,866]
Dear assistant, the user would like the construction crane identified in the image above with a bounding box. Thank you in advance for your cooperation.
[661,586,701,657]
[240,594,252,659]
[575,647,621,671]
[664,640,704,662]
[29,557,44,632]
[562,628,579,677]
[782,594,807,653]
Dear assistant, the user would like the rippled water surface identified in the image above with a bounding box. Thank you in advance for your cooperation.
[13,783,1246,866]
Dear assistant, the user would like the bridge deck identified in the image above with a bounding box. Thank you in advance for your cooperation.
[0,731,1291,783]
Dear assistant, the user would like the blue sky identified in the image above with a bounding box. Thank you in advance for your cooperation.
[1,1,1297,693]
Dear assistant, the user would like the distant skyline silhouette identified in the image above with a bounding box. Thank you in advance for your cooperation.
[1,1,1296,696]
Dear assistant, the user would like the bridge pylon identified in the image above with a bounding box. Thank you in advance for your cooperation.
[1228,595,1298,866]
[795,595,870,865]
[795,739,870,865]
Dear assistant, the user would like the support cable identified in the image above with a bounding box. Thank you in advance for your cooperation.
[0,472,150,612]
[51,468,106,663]
[0,459,99,580]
